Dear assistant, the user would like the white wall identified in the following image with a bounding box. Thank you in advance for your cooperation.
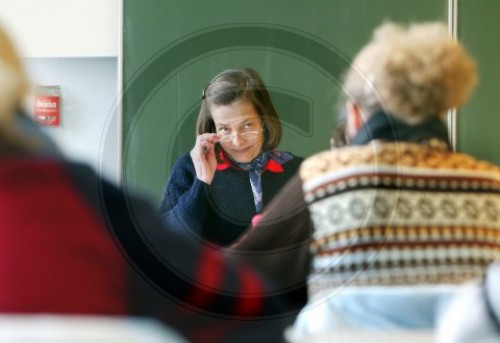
[24,58,120,183]
[0,0,119,57]
[0,0,122,183]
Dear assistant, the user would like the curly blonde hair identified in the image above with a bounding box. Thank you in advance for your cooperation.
[343,22,478,124]
[0,22,32,154]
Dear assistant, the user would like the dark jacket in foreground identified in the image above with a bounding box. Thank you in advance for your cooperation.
[0,156,290,343]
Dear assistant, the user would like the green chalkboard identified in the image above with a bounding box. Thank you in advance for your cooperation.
[122,0,447,204]
[457,0,500,165]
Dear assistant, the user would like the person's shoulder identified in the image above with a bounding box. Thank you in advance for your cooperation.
[447,151,500,175]
[60,160,119,203]
[62,160,159,221]
[174,152,192,164]
[299,146,370,180]
[289,152,305,163]
[300,143,500,183]
[171,153,195,171]
[271,151,304,175]
[276,151,304,165]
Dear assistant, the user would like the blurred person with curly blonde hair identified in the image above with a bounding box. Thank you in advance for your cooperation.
[231,21,500,338]
[0,22,291,343]
[343,21,477,133]
[0,23,32,154]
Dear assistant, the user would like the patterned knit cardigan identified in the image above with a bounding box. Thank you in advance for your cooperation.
[300,141,500,298]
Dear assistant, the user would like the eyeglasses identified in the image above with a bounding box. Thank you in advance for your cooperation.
[218,128,264,142]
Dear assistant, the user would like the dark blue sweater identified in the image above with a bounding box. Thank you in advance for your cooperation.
[159,152,303,246]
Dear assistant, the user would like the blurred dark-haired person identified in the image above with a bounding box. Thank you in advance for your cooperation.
[0,23,290,343]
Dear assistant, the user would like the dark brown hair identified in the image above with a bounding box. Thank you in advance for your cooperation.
[196,68,282,150]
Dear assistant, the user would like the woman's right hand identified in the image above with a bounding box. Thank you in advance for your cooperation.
[190,133,220,185]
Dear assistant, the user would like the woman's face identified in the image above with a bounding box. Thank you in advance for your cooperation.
[210,99,265,163]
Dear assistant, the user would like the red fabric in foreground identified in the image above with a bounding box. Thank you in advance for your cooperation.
[0,158,127,315]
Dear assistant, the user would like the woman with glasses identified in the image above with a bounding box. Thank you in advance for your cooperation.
[159,68,303,246]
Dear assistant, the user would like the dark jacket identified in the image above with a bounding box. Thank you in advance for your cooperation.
[159,152,303,246]
[0,156,290,342]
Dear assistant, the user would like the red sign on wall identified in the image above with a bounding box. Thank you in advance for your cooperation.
[34,86,61,127]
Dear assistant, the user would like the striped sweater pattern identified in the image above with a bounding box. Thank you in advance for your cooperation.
[300,142,500,297]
